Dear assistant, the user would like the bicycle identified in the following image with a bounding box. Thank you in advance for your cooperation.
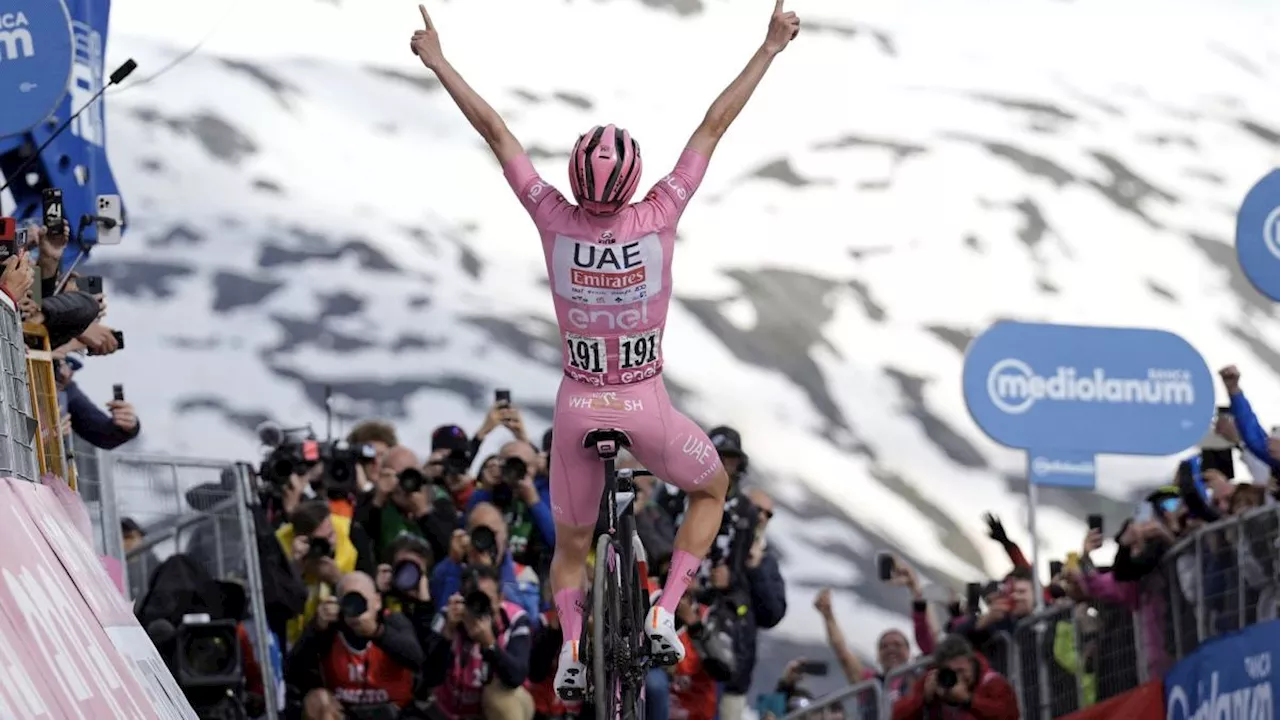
[575,428,666,720]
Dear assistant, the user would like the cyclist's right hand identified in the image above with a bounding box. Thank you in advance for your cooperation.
[445,593,465,626]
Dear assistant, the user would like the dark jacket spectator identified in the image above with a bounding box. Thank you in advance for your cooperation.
[42,290,100,348]
[66,380,139,449]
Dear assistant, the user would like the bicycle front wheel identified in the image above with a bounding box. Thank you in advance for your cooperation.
[593,533,619,720]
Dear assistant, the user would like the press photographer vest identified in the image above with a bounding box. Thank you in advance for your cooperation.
[320,628,414,708]
[432,600,528,718]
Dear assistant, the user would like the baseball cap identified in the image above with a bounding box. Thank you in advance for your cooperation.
[121,517,144,536]
[431,425,469,454]
[707,426,744,456]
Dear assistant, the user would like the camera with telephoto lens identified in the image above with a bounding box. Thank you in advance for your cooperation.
[391,560,423,595]
[500,456,527,484]
[399,467,428,494]
[469,525,498,562]
[937,667,959,690]
[305,536,335,561]
[460,567,494,618]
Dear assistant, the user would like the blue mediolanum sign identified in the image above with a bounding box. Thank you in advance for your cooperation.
[1164,620,1279,719]
[963,322,1214,460]
[0,0,74,139]
[1236,169,1280,302]
[1027,450,1096,489]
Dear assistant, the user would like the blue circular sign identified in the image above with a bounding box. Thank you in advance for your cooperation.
[0,0,74,139]
[1236,169,1280,302]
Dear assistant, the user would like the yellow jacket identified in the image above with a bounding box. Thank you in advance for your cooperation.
[275,513,358,647]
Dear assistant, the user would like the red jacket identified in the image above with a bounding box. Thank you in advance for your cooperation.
[891,653,1019,720]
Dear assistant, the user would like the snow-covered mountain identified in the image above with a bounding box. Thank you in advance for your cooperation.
[41,0,1280,695]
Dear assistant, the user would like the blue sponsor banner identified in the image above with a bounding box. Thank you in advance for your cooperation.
[1237,169,1280,302]
[1027,449,1096,489]
[962,322,1214,487]
[1164,619,1279,719]
[0,0,123,258]
[0,0,74,139]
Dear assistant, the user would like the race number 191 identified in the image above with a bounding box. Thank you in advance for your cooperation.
[565,334,605,374]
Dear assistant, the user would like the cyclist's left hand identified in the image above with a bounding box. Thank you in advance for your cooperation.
[410,4,445,71]
[762,0,800,56]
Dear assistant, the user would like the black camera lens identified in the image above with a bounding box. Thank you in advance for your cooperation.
[183,629,238,676]
[339,591,368,618]
[391,560,422,593]
[937,667,958,689]
[500,456,527,484]
[398,468,426,494]
[306,536,334,560]
[464,590,492,618]
[469,525,497,555]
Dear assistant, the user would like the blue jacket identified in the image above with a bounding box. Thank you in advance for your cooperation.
[467,474,557,547]
[430,552,541,627]
[720,550,788,694]
[65,381,139,450]
[1228,390,1279,473]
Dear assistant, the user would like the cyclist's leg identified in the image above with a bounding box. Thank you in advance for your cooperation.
[625,380,730,656]
[548,380,615,697]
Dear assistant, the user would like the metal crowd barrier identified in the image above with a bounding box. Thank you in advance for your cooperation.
[82,450,280,719]
[802,503,1280,720]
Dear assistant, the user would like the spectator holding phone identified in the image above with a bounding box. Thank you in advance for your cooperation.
[54,358,140,449]
[950,567,1036,648]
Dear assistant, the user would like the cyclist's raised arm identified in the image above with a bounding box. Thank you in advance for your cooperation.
[686,0,800,159]
[410,4,524,167]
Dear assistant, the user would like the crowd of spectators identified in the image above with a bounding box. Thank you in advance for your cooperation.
[118,394,789,720]
[2,222,140,464]
[767,364,1280,719]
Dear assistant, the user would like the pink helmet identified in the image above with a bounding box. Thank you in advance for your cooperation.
[568,124,642,215]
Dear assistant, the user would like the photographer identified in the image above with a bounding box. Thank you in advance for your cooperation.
[431,503,542,624]
[432,424,481,508]
[891,634,1017,720]
[425,564,535,720]
[358,444,459,565]
[468,440,554,572]
[287,571,423,715]
[704,483,787,720]
[276,500,360,647]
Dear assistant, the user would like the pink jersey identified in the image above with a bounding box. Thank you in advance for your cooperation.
[504,149,709,386]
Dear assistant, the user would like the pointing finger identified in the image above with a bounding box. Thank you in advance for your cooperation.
[774,0,784,12]
[419,3,433,29]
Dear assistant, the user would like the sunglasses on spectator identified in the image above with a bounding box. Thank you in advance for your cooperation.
[1158,497,1180,514]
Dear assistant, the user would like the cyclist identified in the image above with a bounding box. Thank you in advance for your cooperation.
[409,0,801,700]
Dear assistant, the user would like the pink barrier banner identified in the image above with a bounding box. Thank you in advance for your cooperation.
[0,479,197,719]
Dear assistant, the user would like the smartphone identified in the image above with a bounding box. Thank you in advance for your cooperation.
[0,218,16,263]
[1087,514,1104,533]
[797,661,829,676]
[1049,560,1064,578]
[875,551,896,582]
[495,389,511,406]
[112,384,124,402]
[81,275,104,295]
[42,188,64,235]
[1134,502,1155,523]
[113,330,124,349]
[95,194,123,245]
[965,582,982,613]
